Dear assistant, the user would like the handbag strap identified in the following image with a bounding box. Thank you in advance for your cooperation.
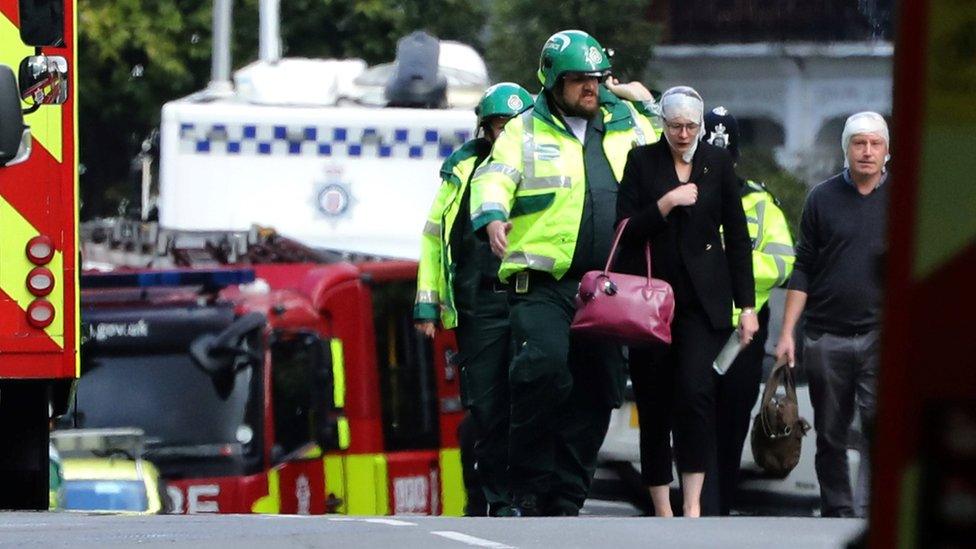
[759,356,795,437]
[605,218,653,280]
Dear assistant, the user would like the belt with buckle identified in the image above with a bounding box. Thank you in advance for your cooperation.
[480,277,507,293]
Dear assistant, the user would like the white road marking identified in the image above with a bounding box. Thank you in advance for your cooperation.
[430,530,515,548]
[325,517,417,526]
[362,518,417,526]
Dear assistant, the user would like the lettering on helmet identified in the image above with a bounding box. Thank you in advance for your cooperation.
[545,33,571,53]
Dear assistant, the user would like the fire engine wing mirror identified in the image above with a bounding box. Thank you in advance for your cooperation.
[19,55,68,106]
[0,64,31,167]
[190,312,267,377]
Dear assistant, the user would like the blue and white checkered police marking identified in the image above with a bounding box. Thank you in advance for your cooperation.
[178,123,470,159]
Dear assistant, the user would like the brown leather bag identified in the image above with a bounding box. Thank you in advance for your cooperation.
[750,357,811,478]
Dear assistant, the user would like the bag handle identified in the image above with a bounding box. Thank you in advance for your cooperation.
[605,218,653,281]
[759,356,797,438]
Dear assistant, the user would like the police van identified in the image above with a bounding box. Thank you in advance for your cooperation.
[154,2,483,261]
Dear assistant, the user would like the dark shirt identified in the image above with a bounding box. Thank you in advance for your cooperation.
[789,171,888,335]
[567,113,618,278]
[450,139,495,311]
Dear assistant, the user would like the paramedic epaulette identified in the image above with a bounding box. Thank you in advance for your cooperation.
[178,123,472,160]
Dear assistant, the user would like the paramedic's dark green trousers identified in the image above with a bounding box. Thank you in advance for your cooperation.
[456,283,513,511]
[505,272,626,514]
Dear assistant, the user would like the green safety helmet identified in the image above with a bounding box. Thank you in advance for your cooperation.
[537,30,612,90]
[476,82,534,123]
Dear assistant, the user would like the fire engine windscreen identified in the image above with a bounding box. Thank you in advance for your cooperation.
[68,306,262,457]
[384,31,448,108]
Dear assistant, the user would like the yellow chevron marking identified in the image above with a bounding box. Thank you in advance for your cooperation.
[0,12,64,162]
[0,195,64,347]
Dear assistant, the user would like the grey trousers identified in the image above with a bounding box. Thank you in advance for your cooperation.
[802,330,879,518]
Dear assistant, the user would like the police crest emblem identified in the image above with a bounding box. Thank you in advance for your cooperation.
[708,123,729,149]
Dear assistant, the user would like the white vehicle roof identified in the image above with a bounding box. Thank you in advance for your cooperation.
[159,96,476,260]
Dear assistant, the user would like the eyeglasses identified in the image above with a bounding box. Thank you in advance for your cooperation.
[665,122,701,134]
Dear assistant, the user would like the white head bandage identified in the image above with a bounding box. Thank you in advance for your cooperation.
[842,111,890,169]
[660,86,705,163]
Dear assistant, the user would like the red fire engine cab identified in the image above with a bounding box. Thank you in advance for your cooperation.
[69,264,465,515]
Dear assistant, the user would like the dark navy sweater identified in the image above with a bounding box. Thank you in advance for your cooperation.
[789,171,888,335]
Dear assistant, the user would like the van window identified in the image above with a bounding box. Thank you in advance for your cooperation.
[372,280,440,451]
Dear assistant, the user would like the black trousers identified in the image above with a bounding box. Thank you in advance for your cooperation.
[711,305,769,515]
[455,284,513,511]
[507,273,625,513]
[629,300,732,515]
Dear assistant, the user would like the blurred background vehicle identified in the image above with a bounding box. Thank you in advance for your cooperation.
[51,428,169,514]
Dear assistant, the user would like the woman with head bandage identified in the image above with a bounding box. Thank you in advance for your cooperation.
[614,85,757,517]
[660,86,706,163]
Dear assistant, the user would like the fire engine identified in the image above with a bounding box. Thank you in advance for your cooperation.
[0,0,78,510]
[70,264,464,515]
[67,0,490,515]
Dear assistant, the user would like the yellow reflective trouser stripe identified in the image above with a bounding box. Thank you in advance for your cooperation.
[251,468,281,513]
[762,242,795,256]
[330,339,346,408]
[423,221,441,237]
[473,162,521,184]
[415,290,439,303]
[0,196,65,346]
[439,448,465,516]
[505,251,556,271]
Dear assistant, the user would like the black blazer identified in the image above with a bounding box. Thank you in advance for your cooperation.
[616,139,754,329]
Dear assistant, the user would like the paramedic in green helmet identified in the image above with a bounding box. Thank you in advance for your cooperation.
[469,30,661,516]
[414,82,533,515]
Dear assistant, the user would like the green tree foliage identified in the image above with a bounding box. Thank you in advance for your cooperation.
[484,0,658,90]
[78,0,487,218]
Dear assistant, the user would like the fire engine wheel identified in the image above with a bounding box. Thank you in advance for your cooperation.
[0,380,51,510]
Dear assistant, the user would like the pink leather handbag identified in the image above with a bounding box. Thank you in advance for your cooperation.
[571,218,675,347]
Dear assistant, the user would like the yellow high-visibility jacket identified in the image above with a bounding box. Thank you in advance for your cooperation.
[470,92,659,282]
[732,179,795,324]
[414,139,489,328]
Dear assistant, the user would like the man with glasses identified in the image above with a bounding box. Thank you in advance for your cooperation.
[469,29,659,516]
